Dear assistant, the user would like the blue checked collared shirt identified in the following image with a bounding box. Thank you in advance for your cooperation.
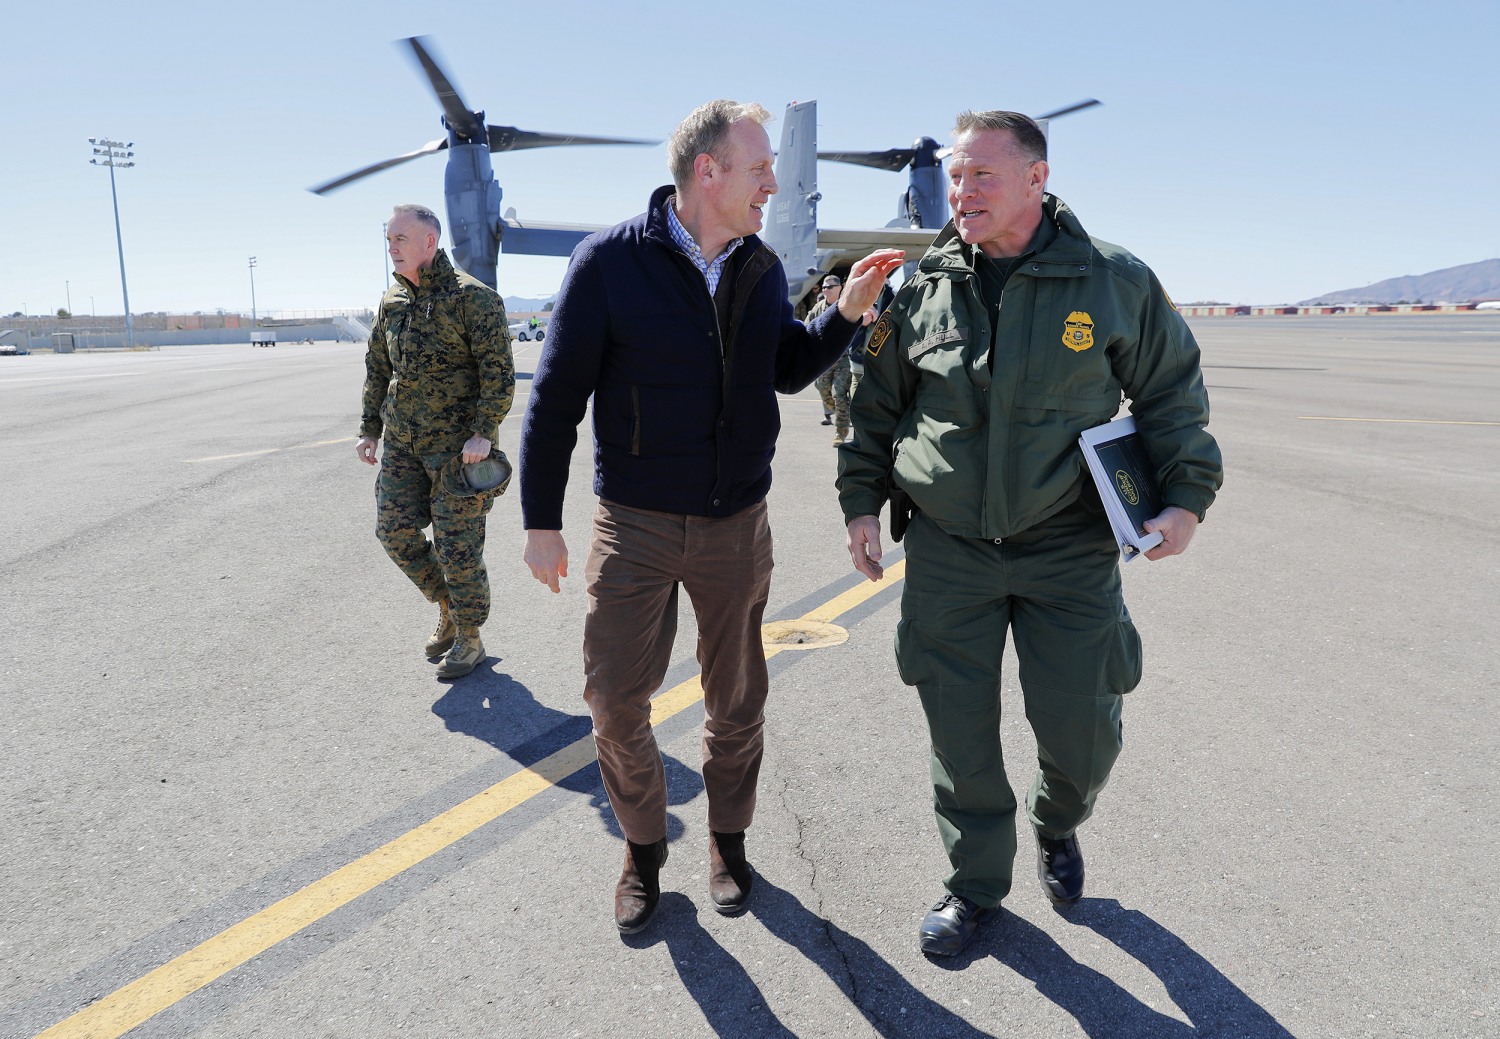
[666,196,742,296]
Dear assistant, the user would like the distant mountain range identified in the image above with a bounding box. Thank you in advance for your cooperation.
[508,262,1500,312]
[1301,258,1500,305]
[504,294,555,313]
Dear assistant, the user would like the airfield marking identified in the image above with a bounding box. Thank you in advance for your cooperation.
[32,560,905,1039]
[184,438,356,463]
[0,371,150,384]
[178,390,535,464]
[1298,416,1500,426]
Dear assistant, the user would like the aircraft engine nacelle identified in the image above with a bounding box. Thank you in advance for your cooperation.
[442,119,502,289]
[907,137,946,230]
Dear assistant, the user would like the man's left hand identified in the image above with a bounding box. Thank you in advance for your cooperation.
[1143,506,1199,561]
[461,435,492,464]
[838,249,907,320]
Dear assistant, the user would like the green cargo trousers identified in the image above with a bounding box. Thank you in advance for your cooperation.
[375,439,495,628]
[895,498,1142,907]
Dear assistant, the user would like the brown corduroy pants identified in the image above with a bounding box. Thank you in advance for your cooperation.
[582,499,774,845]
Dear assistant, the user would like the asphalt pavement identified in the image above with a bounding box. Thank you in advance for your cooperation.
[1,316,1496,1038]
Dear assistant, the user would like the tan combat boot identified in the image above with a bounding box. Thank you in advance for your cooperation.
[424,600,457,658]
[436,626,485,678]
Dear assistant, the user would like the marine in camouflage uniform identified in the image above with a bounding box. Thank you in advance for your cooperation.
[807,278,852,444]
[358,206,514,673]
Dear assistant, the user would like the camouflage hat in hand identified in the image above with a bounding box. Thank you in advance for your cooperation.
[441,447,513,497]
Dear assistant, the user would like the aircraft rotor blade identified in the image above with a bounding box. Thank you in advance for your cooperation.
[487,125,660,153]
[1034,99,1102,121]
[817,148,917,173]
[308,138,449,195]
[401,36,485,141]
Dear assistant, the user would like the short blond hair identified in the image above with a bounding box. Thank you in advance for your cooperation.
[667,100,774,192]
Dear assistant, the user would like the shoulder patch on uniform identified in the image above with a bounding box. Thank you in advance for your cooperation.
[909,328,964,360]
[1062,311,1095,352]
[1163,287,1178,311]
[866,310,894,358]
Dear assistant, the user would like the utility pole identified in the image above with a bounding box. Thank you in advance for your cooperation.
[248,256,258,329]
[89,138,136,349]
[65,281,72,317]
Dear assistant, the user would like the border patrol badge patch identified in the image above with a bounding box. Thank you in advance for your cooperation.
[1062,311,1095,352]
[866,311,894,358]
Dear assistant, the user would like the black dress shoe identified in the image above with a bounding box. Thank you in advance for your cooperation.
[918,893,993,956]
[1037,832,1085,905]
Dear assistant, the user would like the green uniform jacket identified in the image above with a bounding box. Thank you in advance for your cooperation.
[360,249,515,456]
[839,195,1222,540]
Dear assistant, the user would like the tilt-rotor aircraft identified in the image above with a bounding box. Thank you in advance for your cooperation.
[309,36,659,289]
[763,99,1102,310]
[498,98,938,310]
[818,99,1102,235]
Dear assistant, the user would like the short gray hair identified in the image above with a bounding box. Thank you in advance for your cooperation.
[391,203,442,239]
[667,100,774,192]
[952,110,1047,165]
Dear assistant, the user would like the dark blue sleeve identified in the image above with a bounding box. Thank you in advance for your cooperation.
[518,239,610,530]
[772,266,860,393]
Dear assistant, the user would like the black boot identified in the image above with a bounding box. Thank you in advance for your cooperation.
[709,830,754,913]
[1037,832,1085,905]
[615,838,669,933]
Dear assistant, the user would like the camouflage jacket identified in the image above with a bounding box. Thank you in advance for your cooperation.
[360,249,515,457]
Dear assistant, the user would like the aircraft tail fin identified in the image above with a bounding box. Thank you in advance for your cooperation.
[765,100,820,288]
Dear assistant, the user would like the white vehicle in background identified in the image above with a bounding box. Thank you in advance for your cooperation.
[509,320,547,342]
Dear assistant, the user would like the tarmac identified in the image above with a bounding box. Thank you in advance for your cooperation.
[1,314,1496,1038]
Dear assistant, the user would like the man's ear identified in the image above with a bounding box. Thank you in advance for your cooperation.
[693,151,717,186]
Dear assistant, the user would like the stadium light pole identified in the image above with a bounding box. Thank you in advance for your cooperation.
[89,138,136,349]
[248,257,258,329]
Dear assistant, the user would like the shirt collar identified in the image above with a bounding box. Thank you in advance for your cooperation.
[666,195,743,271]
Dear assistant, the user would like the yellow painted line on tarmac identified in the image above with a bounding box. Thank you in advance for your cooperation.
[1299,416,1500,426]
[32,561,905,1039]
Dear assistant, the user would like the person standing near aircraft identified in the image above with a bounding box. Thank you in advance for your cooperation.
[519,99,904,934]
[838,111,1222,956]
[356,203,515,679]
[808,276,852,444]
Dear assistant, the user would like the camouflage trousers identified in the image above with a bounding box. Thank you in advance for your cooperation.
[376,439,494,628]
[815,354,851,438]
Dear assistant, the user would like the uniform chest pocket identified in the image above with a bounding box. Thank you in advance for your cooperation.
[902,323,984,420]
[384,309,409,368]
[1021,306,1121,406]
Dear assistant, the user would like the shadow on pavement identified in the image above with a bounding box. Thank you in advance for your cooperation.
[624,893,800,1037]
[431,667,705,841]
[935,897,1293,1038]
[749,878,997,1038]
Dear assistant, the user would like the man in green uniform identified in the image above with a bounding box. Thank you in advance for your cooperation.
[837,111,1222,956]
[356,204,515,679]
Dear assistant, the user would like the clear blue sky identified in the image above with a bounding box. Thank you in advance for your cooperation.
[5,0,1497,317]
